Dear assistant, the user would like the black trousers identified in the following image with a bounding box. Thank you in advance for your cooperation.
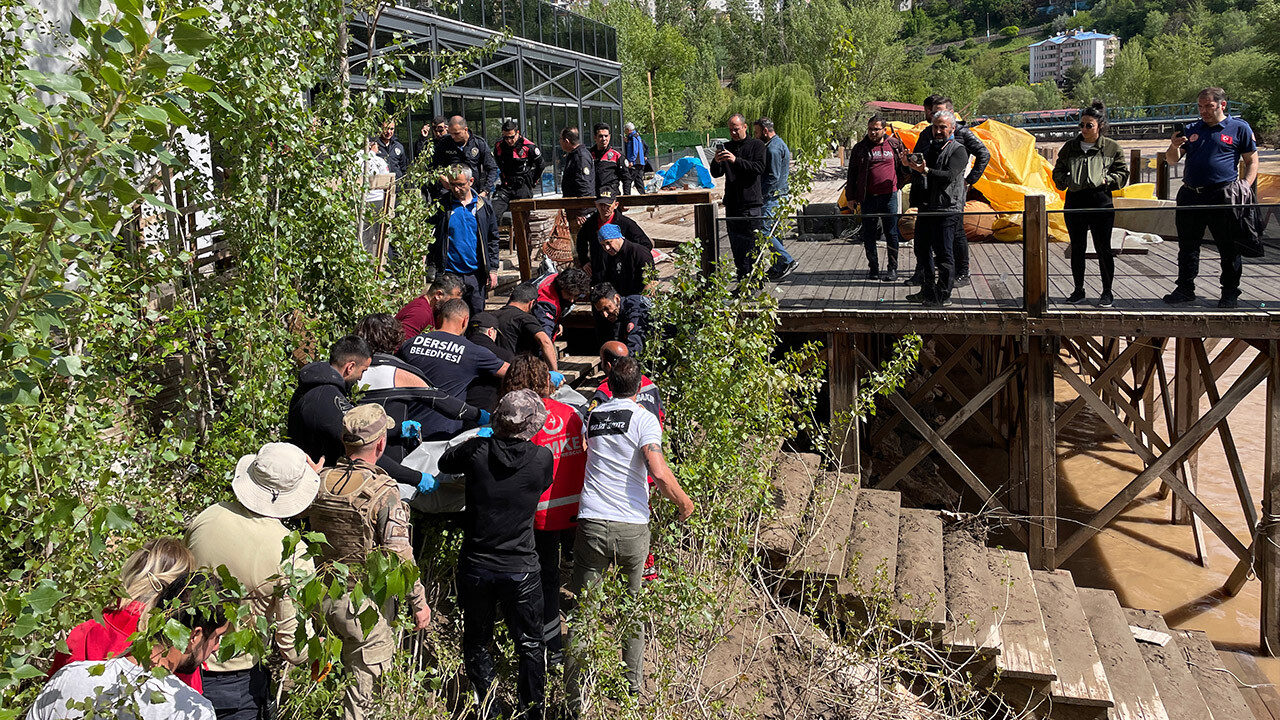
[1174,183,1243,298]
[203,665,272,720]
[458,271,488,317]
[725,205,763,279]
[622,165,646,195]
[492,185,532,246]
[1064,187,1116,293]
[860,192,900,273]
[459,563,546,719]
[534,528,574,661]
[915,213,961,302]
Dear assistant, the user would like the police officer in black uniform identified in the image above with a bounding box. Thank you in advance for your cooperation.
[376,119,408,180]
[429,115,499,198]
[559,127,596,240]
[413,115,447,163]
[589,123,626,197]
[492,120,546,233]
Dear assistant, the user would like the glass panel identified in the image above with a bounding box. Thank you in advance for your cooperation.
[441,94,464,119]
[460,0,482,27]
[521,0,539,42]
[540,3,555,46]
[484,100,502,144]
[465,98,484,135]
[491,57,518,93]
[454,68,483,89]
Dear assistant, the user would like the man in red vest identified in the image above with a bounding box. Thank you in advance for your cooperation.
[530,267,590,340]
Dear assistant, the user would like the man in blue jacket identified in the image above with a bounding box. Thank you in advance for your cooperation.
[622,122,647,195]
[755,117,798,281]
[430,165,501,316]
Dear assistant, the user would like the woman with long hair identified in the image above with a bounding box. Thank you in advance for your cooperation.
[48,537,203,690]
[1052,101,1130,307]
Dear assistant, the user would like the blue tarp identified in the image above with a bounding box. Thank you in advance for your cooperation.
[656,155,714,189]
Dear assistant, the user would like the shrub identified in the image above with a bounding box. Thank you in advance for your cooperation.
[1000,24,1019,38]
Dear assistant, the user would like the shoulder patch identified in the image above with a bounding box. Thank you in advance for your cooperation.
[583,167,591,175]
[471,147,478,156]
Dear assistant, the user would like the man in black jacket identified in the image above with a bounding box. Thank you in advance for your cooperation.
[710,114,768,280]
[287,335,432,492]
[559,127,595,238]
[375,119,409,180]
[414,115,447,162]
[590,122,626,197]
[439,389,554,720]
[429,116,499,197]
[492,120,546,237]
[430,166,501,316]
[904,110,970,308]
[904,95,990,287]
[574,189,653,278]
[592,282,651,355]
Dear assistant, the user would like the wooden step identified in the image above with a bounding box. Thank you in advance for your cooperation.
[941,534,1001,657]
[989,548,1057,683]
[757,453,824,568]
[1125,609,1213,720]
[843,488,902,597]
[785,471,859,585]
[892,508,946,632]
[1032,570,1113,709]
[1174,629,1252,720]
[1077,588,1170,720]
[1217,649,1280,720]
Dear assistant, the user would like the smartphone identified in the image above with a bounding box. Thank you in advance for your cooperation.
[907,153,924,164]
[711,139,726,153]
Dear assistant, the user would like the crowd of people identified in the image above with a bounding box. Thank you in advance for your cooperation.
[842,86,1260,308]
[33,269,692,720]
[33,114,684,720]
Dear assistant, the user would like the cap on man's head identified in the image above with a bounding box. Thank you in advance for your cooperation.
[494,389,549,441]
[595,188,618,204]
[342,403,394,447]
[470,311,499,331]
[598,224,624,243]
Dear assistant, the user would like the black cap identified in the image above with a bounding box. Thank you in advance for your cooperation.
[470,311,499,330]
[595,188,618,203]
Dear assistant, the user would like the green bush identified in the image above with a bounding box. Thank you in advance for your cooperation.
[1000,24,1019,38]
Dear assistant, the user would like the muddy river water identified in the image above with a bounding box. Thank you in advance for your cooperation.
[1051,345,1280,684]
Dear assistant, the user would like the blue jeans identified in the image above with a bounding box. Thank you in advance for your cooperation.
[860,192,900,272]
[762,199,794,269]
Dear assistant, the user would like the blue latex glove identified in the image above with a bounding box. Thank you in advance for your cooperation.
[476,427,495,438]
[549,371,565,389]
[400,420,421,439]
[416,473,437,495]
[478,409,491,426]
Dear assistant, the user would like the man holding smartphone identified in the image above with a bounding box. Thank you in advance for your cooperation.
[1163,87,1259,309]
[710,114,768,280]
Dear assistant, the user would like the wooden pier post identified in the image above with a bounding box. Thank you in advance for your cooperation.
[1024,194,1048,317]
[1129,148,1142,186]
[1156,153,1171,200]
[1262,341,1280,655]
[510,206,533,281]
[694,202,719,280]
[1023,193,1056,568]
[829,332,861,476]
[1171,339,1204,528]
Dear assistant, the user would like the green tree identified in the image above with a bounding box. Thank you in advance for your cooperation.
[823,0,911,140]
[1145,26,1210,103]
[1100,41,1150,106]
[976,84,1040,114]
[735,64,821,146]
[1030,81,1067,109]
[929,58,984,114]
[588,0,697,133]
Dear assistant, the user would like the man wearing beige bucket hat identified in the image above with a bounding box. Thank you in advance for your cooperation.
[186,442,322,719]
[311,403,431,720]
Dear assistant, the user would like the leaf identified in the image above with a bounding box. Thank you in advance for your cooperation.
[54,355,86,377]
[77,0,100,19]
[103,504,133,531]
[8,664,43,681]
[134,105,169,124]
[179,73,214,92]
[171,22,215,55]
[98,65,124,91]
[161,619,191,650]
[26,582,67,613]
[205,91,239,116]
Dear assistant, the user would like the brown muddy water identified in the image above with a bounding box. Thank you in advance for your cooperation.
[1051,344,1280,685]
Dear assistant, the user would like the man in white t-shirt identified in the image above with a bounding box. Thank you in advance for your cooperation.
[28,571,229,720]
[566,356,694,706]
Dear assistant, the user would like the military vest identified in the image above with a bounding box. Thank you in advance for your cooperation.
[310,460,397,568]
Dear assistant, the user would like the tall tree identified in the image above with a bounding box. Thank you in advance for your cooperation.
[1145,26,1210,103]
[1100,41,1150,106]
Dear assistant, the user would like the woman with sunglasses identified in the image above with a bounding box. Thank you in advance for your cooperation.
[1052,101,1130,307]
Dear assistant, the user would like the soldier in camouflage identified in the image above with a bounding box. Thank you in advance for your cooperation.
[311,404,431,720]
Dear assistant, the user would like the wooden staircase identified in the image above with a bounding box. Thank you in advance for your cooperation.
[757,451,1260,720]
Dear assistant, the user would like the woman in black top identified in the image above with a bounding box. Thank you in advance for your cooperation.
[1052,102,1130,307]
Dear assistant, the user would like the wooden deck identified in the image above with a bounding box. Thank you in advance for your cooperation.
[766,238,1280,338]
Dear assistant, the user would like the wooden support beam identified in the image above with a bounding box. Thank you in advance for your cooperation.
[1156,153,1170,200]
[1172,339,1204,531]
[1056,353,1270,564]
[1027,335,1057,569]
[828,333,860,475]
[1054,355,1251,566]
[1129,148,1142,186]
[1191,338,1258,529]
[1262,341,1280,655]
[693,202,718,280]
[869,335,983,446]
[1024,194,1048,316]
[510,207,533,281]
[1056,337,1151,430]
